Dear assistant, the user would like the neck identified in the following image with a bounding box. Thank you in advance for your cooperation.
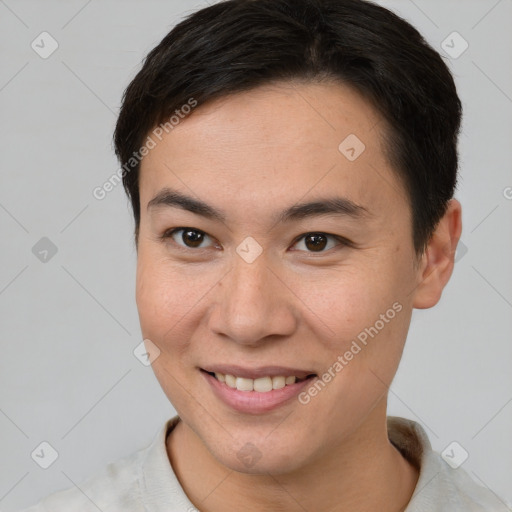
[166,402,419,512]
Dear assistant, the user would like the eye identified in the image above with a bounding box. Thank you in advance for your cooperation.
[162,227,216,250]
[161,228,349,254]
[291,232,346,253]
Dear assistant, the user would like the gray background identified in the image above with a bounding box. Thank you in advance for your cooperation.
[1,0,511,510]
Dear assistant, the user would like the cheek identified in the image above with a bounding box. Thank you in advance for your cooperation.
[136,251,190,346]
[135,248,221,353]
[302,266,401,343]
[303,258,414,388]
[135,258,198,400]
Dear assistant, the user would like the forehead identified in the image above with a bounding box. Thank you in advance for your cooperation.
[138,81,409,227]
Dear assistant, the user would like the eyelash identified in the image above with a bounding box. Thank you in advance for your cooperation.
[160,227,351,254]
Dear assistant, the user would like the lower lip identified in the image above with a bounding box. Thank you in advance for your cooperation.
[201,370,316,414]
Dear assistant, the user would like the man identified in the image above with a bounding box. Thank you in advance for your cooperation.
[20,0,510,510]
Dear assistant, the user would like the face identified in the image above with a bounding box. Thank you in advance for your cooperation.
[136,81,423,474]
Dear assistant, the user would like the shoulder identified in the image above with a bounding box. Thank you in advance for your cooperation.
[387,416,512,512]
[17,447,145,512]
[18,416,187,512]
[415,448,511,511]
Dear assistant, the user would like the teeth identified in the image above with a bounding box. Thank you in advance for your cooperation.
[253,377,272,392]
[213,372,300,392]
[236,377,253,391]
[225,374,236,388]
[272,376,286,389]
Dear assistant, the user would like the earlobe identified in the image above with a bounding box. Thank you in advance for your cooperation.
[412,199,462,309]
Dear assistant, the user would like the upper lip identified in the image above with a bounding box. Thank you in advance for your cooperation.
[201,365,316,380]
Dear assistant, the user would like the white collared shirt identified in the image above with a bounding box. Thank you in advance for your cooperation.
[19,416,511,511]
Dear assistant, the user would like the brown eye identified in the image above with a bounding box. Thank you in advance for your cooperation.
[181,229,204,247]
[292,232,344,253]
[164,228,214,249]
[304,233,328,251]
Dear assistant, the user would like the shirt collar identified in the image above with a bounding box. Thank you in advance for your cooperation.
[138,416,196,512]
[138,415,510,512]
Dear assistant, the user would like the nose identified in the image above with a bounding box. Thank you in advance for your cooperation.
[208,251,298,346]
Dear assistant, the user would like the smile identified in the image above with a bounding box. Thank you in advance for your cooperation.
[210,372,308,392]
[200,368,317,414]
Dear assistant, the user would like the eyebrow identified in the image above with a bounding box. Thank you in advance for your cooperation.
[147,187,370,224]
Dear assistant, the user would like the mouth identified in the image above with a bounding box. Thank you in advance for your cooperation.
[200,366,318,414]
[202,369,316,393]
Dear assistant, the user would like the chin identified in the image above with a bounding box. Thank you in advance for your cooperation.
[218,448,303,476]
[206,427,314,476]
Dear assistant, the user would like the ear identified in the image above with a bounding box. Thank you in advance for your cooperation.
[412,199,462,309]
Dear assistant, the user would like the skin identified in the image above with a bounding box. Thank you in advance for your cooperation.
[136,81,462,512]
